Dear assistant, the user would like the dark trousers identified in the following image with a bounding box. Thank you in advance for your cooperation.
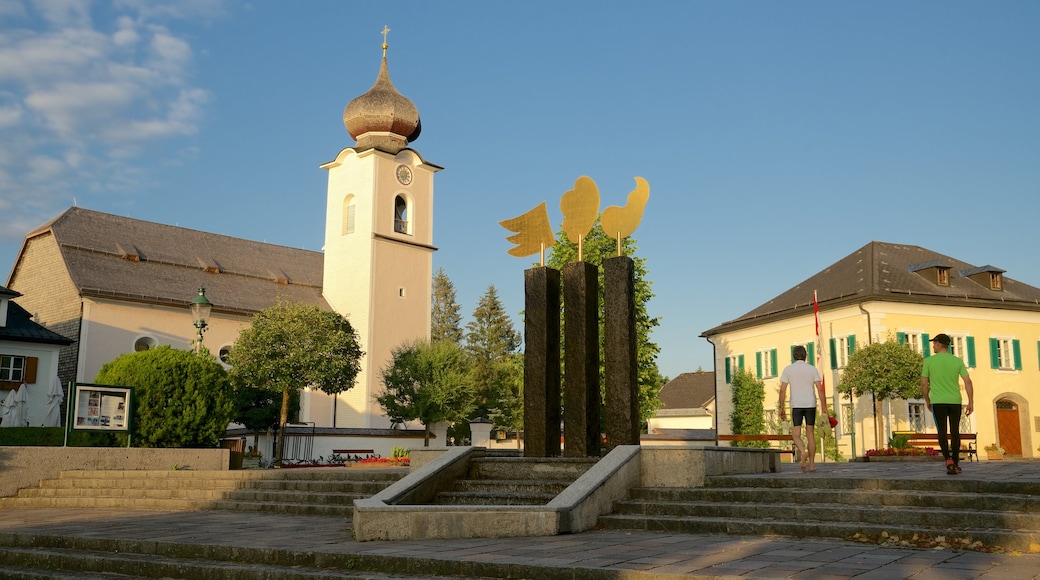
[932,403,963,462]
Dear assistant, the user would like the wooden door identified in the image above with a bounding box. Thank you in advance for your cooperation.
[996,399,1022,456]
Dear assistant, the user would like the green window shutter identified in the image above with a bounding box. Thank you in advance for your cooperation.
[756,352,763,379]
[771,349,778,376]
[967,336,976,368]
[807,342,815,366]
[1013,339,1022,370]
[922,333,931,358]
[848,335,856,353]
[829,338,837,369]
[725,357,732,384]
[897,332,906,344]
[989,338,1000,369]
[790,345,796,364]
[738,354,745,370]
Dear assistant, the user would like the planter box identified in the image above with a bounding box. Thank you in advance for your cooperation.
[986,451,1004,461]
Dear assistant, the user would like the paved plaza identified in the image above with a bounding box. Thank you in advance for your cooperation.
[1,460,1039,579]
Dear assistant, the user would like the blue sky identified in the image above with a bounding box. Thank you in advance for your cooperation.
[2,1,1038,380]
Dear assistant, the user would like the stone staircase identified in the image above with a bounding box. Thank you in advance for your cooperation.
[599,473,1040,552]
[0,468,406,517]
[432,456,600,505]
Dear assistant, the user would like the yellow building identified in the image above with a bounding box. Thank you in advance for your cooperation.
[702,241,1039,460]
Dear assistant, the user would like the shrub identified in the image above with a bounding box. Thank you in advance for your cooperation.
[95,346,234,448]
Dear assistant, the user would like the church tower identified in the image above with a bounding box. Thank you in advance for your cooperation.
[317,31,441,428]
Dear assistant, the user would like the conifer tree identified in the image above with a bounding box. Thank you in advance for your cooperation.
[431,268,464,344]
[464,285,522,422]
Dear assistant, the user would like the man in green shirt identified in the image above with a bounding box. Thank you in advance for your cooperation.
[921,333,974,475]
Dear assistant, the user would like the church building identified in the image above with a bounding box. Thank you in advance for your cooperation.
[4,38,438,431]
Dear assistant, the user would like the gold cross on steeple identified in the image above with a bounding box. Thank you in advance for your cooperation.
[381,25,390,56]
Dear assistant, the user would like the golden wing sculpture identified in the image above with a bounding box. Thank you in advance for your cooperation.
[499,201,556,265]
[600,177,649,255]
[560,176,601,262]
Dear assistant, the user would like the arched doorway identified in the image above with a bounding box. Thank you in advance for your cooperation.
[996,399,1022,456]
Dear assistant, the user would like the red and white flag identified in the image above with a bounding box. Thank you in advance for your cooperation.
[813,290,825,395]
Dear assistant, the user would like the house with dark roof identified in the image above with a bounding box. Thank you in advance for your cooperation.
[3,39,440,451]
[0,285,72,426]
[646,371,715,433]
[702,241,1040,460]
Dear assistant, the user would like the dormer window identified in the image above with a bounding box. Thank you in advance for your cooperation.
[990,272,1002,290]
[908,261,952,287]
[959,265,1006,292]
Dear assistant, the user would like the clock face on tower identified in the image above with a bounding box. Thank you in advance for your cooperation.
[395,164,413,186]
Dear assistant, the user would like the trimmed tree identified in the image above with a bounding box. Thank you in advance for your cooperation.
[378,339,476,446]
[431,268,464,344]
[226,300,363,462]
[730,368,769,448]
[837,337,924,451]
[94,346,234,448]
[545,221,664,423]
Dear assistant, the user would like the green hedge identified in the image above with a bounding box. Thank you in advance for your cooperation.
[0,427,122,447]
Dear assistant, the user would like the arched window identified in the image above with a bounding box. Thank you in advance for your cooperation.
[394,195,409,234]
[134,336,157,352]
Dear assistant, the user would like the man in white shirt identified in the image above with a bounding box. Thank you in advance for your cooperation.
[779,345,827,472]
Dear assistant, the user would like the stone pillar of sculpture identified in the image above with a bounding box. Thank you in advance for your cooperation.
[563,261,601,457]
[523,266,561,457]
[604,255,639,451]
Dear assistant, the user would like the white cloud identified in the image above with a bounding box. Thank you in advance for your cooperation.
[0,0,226,245]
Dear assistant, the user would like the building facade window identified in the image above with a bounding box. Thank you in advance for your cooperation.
[830,335,855,369]
[898,332,924,354]
[134,337,157,352]
[724,354,744,384]
[342,196,356,235]
[949,335,976,368]
[756,348,777,379]
[908,402,926,432]
[990,338,1021,371]
[1,355,25,382]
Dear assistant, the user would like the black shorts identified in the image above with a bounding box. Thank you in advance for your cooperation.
[791,408,816,427]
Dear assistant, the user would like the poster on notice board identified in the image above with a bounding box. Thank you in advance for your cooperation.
[71,383,132,432]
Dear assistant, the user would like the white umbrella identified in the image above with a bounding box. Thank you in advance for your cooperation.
[1,388,17,427]
[44,377,64,427]
[10,384,29,427]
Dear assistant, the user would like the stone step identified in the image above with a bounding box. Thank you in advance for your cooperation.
[2,468,405,515]
[453,478,571,495]
[0,545,460,580]
[598,512,1040,552]
[466,457,598,481]
[611,497,1040,531]
[705,474,1040,495]
[37,477,388,494]
[628,486,1040,513]
[13,487,365,506]
[0,496,353,516]
[432,490,558,506]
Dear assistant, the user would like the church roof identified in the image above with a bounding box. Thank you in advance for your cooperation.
[15,207,328,316]
[343,40,421,154]
[702,241,1040,336]
[0,286,72,345]
[658,371,715,410]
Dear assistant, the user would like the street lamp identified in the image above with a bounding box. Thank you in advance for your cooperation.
[190,286,212,353]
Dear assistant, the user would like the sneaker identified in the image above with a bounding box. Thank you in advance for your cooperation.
[954,463,962,474]
[945,458,956,475]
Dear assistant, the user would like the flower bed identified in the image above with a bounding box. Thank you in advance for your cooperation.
[865,447,940,457]
[354,456,409,467]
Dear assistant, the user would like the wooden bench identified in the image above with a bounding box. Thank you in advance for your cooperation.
[893,432,977,462]
[331,449,376,462]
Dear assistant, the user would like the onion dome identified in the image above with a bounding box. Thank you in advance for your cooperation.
[343,37,421,154]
